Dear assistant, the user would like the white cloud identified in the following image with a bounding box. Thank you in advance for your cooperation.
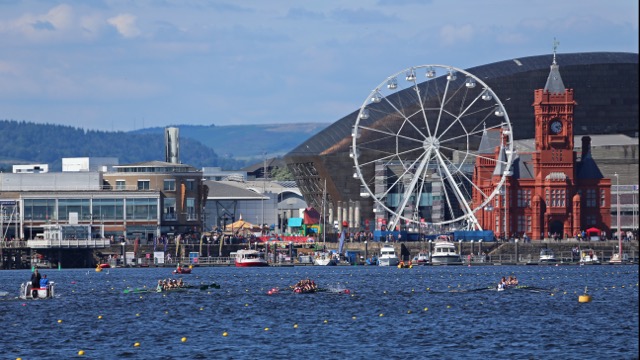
[107,13,141,38]
[440,24,474,45]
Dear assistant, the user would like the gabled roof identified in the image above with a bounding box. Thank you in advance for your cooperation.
[478,127,502,154]
[576,152,604,180]
[510,153,534,179]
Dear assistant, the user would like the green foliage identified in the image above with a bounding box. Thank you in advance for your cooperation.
[270,166,294,181]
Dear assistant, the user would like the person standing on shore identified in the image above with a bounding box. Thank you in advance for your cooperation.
[30,269,41,298]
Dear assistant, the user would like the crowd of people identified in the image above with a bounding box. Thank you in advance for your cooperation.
[156,278,186,291]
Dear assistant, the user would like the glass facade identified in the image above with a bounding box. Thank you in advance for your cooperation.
[92,199,125,220]
[126,198,158,220]
[23,198,157,221]
[23,199,56,221]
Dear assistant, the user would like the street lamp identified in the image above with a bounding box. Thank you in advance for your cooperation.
[614,173,621,260]
[121,241,126,267]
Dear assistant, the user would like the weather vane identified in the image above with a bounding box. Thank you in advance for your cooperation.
[552,37,560,64]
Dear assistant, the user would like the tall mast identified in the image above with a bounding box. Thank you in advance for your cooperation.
[322,179,326,245]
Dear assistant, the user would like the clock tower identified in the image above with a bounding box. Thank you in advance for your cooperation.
[532,42,577,181]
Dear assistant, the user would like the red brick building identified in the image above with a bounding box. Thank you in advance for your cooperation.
[473,54,611,240]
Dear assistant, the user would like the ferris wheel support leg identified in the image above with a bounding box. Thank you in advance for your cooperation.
[434,152,482,231]
[388,148,433,232]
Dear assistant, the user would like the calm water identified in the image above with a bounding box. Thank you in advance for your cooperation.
[0,264,638,360]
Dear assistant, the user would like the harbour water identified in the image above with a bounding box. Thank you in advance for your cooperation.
[0,265,638,359]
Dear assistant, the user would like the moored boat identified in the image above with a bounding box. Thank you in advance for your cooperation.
[538,248,558,264]
[431,240,462,265]
[235,249,269,267]
[19,282,56,300]
[314,252,337,266]
[412,252,430,265]
[579,249,601,265]
[377,244,399,266]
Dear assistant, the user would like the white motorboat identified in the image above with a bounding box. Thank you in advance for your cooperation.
[538,248,558,264]
[314,252,337,266]
[19,282,56,299]
[412,252,430,265]
[430,241,462,265]
[579,249,601,265]
[235,249,269,267]
[377,244,399,267]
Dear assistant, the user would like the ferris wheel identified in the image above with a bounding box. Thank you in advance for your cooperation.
[351,65,514,231]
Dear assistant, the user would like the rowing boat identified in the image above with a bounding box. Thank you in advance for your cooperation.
[123,283,220,294]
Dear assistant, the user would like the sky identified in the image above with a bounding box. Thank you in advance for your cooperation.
[0,0,637,132]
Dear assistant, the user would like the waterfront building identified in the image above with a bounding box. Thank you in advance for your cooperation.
[471,53,611,240]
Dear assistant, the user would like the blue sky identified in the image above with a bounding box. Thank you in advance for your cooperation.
[0,0,637,132]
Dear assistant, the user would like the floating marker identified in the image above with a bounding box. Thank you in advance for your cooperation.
[134,342,140,347]
[78,350,85,356]
[222,332,228,337]
[264,327,269,331]
[98,315,103,319]
[424,307,428,311]
[181,337,187,342]
[58,320,62,323]
[293,324,298,328]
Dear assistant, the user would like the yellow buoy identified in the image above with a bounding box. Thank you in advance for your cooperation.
[579,286,592,303]
[293,323,298,328]
[181,337,187,342]
[134,342,140,347]
[98,315,103,319]
[264,327,269,331]
[78,350,85,356]
[222,332,228,337]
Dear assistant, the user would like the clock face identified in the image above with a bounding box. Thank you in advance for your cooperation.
[550,120,562,134]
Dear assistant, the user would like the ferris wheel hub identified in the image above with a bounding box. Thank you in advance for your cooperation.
[424,137,440,151]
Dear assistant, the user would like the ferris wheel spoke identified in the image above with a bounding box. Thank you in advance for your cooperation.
[357,143,427,168]
[438,144,510,167]
[440,155,489,200]
[438,120,506,147]
[379,98,430,140]
[435,159,458,222]
[375,153,427,201]
[358,125,426,145]
[436,91,485,140]
[432,78,453,138]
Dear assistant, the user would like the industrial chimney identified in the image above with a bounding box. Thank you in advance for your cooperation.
[165,127,180,164]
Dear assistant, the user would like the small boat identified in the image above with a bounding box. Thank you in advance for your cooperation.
[609,253,629,264]
[377,244,399,266]
[412,252,430,265]
[538,248,558,264]
[431,240,462,265]
[235,249,269,267]
[19,282,56,300]
[172,266,192,274]
[314,252,337,266]
[579,249,601,265]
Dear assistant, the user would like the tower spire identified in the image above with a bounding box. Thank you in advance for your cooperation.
[544,38,565,94]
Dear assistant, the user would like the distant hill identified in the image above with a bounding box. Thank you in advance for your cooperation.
[130,123,329,161]
[0,120,328,172]
[0,120,242,171]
